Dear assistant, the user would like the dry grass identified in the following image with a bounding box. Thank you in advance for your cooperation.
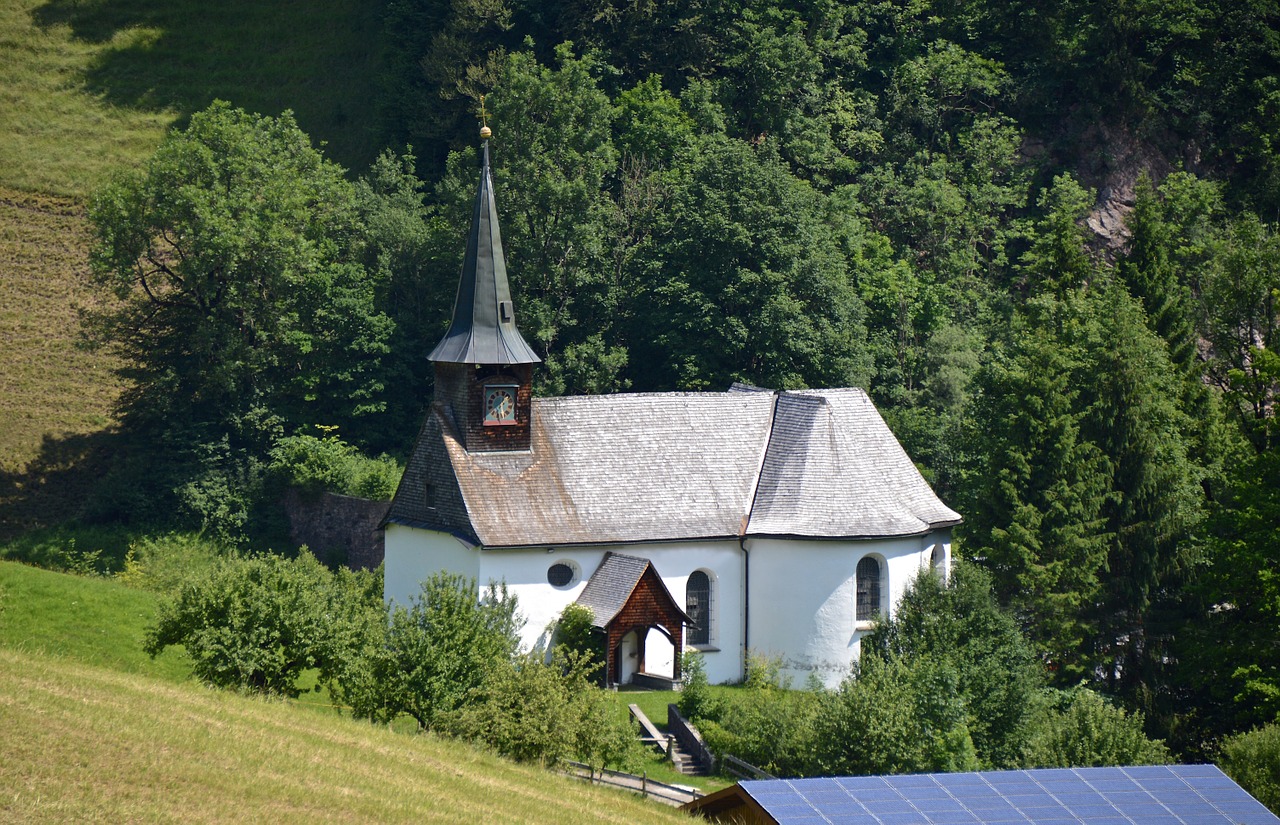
[0,647,694,824]
[0,188,124,536]
[0,188,122,471]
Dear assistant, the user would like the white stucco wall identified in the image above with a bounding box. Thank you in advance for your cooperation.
[746,530,951,688]
[383,528,747,684]
[478,540,747,684]
[383,524,480,607]
[385,524,953,690]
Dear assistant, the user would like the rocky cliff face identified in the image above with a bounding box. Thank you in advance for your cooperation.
[1068,123,1192,252]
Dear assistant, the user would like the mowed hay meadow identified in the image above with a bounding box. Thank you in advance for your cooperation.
[0,191,122,471]
[0,648,691,824]
[0,562,692,823]
[0,0,382,199]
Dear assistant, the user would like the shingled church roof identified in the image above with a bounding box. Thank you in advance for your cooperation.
[386,386,960,548]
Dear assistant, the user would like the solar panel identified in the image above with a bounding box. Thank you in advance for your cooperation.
[734,766,1280,825]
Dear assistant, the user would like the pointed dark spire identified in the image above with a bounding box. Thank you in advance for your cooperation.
[429,137,541,365]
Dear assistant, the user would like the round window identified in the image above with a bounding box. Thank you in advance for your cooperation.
[547,562,575,587]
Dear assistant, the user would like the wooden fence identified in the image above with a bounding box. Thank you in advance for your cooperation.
[562,761,704,806]
[721,753,775,781]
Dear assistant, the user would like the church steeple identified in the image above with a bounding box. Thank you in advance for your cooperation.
[430,109,539,453]
[428,122,540,366]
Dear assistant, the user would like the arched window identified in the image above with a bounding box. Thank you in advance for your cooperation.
[686,571,711,646]
[856,556,882,622]
[931,543,945,573]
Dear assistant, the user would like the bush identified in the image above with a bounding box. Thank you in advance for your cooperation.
[116,533,228,593]
[552,603,605,678]
[1219,722,1280,814]
[743,651,789,691]
[173,439,266,548]
[268,430,403,500]
[700,686,823,777]
[336,573,521,729]
[441,649,642,771]
[144,550,382,697]
[1022,687,1170,768]
[865,562,1042,768]
[0,525,136,575]
[678,650,720,721]
[814,653,980,777]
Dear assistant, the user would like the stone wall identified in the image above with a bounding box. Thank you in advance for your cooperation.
[282,488,388,570]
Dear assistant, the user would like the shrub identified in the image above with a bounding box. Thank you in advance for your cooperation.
[743,651,789,691]
[144,550,382,697]
[268,430,403,500]
[678,650,721,722]
[0,525,135,575]
[173,440,265,548]
[814,653,979,777]
[336,573,521,729]
[441,649,642,771]
[117,533,228,593]
[1022,687,1170,768]
[700,686,823,777]
[552,603,605,677]
[865,562,1042,768]
[1219,722,1280,814]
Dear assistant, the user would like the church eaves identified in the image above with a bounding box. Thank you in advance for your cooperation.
[428,138,541,366]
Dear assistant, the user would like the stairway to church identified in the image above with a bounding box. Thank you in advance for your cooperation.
[668,739,710,776]
[629,702,711,776]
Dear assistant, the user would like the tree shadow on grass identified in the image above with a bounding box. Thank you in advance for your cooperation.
[30,0,387,171]
[0,429,135,568]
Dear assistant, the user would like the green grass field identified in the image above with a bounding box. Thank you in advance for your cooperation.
[0,561,696,822]
[0,559,191,679]
[0,647,692,824]
[0,0,385,199]
[0,558,728,815]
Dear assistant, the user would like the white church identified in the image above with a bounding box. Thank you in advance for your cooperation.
[383,130,961,689]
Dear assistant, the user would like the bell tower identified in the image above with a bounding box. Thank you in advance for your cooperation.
[429,109,541,452]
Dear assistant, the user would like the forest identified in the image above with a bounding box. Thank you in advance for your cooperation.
[42,0,1280,781]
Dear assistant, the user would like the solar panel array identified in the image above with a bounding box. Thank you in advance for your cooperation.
[739,765,1280,825]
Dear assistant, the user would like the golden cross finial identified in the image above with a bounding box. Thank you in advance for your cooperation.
[478,94,492,140]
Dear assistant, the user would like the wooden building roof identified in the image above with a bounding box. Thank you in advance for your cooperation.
[386,384,960,548]
[575,552,691,629]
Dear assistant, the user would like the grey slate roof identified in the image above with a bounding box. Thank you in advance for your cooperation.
[747,388,961,538]
[574,552,690,628]
[428,141,540,366]
[387,386,960,548]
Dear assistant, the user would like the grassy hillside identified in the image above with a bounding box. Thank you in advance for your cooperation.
[0,562,692,822]
[0,647,692,824]
[0,190,121,470]
[0,559,190,677]
[0,0,384,199]
[0,189,123,537]
[0,0,391,535]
